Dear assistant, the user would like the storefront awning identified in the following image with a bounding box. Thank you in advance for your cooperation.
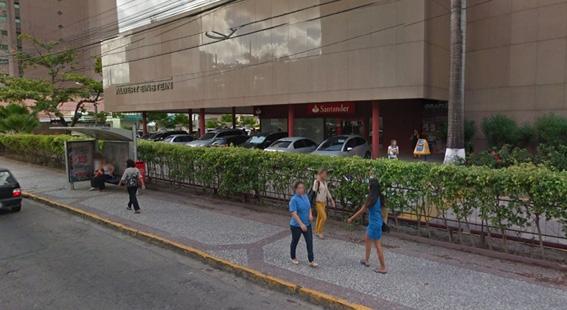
[51,127,134,142]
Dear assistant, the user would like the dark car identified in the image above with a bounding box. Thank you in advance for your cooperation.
[242,132,288,149]
[0,169,22,212]
[187,129,247,147]
[210,135,249,147]
[149,130,189,141]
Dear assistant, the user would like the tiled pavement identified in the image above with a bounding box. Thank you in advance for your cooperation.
[2,157,566,310]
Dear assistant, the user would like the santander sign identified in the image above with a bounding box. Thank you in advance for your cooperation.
[307,102,355,115]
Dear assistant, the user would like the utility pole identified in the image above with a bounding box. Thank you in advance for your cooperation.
[444,0,467,164]
[6,0,19,76]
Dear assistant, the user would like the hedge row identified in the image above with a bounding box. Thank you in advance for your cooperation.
[0,134,79,168]
[2,134,567,255]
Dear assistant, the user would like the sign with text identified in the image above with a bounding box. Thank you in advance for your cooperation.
[65,140,95,183]
[115,79,174,95]
[306,102,355,115]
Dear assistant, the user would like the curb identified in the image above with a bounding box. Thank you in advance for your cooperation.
[23,192,371,310]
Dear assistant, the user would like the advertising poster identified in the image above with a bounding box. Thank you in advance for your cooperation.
[65,140,95,183]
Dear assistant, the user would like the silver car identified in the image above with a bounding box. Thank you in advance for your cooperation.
[313,135,371,158]
[264,137,318,154]
[163,134,194,144]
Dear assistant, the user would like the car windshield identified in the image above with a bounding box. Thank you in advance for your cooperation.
[249,136,266,144]
[164,136,175,142]
[0,171,16,186]
[211,139,226,145]
[199,132,216,140]
[319,137,347,151]
[270,141,291,148]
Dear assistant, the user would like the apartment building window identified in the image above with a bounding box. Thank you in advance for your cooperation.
[0,58,8,65]
[0,1,6,9]
[0,44,9,50]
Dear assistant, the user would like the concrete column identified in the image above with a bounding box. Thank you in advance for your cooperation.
[231,107,237,129]
[188,109,193,133]
[142,112,148,136]
[371,102,380,159]
[199,108,206,136]
[287,104,295,137]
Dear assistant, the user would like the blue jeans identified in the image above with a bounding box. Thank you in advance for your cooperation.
[290,225,314,262]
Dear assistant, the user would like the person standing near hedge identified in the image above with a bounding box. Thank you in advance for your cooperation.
[313,168,335,239]
[289,181,318,267]
[347,178,387,274]
[119,159,145,214]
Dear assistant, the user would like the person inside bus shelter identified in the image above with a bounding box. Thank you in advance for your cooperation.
[90,155,116,191]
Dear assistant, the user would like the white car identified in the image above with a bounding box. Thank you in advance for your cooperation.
[313,135,371,158]
[264,137,318,153]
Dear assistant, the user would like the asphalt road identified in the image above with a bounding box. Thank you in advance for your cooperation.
[0,200,321,310]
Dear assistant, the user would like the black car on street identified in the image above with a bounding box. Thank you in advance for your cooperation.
[0,169,22,212]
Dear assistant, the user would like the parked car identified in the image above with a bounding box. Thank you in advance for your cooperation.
[163,134,194,144]
[210,135,249,147]
[264,137,318,153]
[241,131,288,149]
[0,169,22,213]
[313,135,370,158]
[148,130,188,141]
[187,129,247,147]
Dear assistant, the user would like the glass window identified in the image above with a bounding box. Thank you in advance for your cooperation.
[304,140,317,147]
[0,44,8,50]
[260,118,287,134]
[294,140,306,149]
[199,132,216,140]
[249,135,266,144]
[0,171,17,186]
[295,118,324,143]
[319,136,347,151]
[0,2,6,9]
[177,136,192,142]
[270,141,291,148]
[0,16,6,23]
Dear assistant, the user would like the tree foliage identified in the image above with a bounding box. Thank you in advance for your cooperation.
[0,104,39,133]
[0,35,102,126]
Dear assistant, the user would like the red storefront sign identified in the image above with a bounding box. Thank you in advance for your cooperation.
[306,102,355,115]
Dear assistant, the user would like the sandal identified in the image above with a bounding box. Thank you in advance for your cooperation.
[374,269,388,274]
[360,260,370,267]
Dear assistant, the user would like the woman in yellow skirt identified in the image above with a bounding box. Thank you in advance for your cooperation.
[312,169,335,239]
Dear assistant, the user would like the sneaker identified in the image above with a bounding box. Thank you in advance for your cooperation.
[126,206,132,211]
[309,262,319,268]
[89,187,96,191]
[134,210,141,214]
[291,259,299,265]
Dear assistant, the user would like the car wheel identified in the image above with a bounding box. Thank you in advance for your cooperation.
[364,152,371,159]
[12,206,21,213]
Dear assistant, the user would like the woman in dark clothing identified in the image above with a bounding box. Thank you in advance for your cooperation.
[119,159,145,214]
[348,178,387,274]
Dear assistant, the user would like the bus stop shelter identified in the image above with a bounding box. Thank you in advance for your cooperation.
[51,127,138,189]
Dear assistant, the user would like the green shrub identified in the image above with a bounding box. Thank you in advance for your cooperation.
[0,134,79,168]
[533,114,567,145]
[481,114,520,148]
[3,135,567,251]
[535,144,567,171]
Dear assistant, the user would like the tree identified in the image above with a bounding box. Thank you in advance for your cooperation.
[444,0,467,164]
[238,115,258,128]
[0,35,102,127]
[0,103,39,133]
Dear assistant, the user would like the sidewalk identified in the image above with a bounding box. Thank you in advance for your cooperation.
[3,157,566,310]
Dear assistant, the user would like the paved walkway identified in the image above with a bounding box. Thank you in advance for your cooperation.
[3,157,567,310]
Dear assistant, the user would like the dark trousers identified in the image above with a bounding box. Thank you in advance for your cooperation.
[290,225,314,262]
[127,186,140,210]
[91,175,110,190]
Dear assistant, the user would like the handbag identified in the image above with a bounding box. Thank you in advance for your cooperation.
[307,180,320,207]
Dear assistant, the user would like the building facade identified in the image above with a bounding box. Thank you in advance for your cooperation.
[101,0,567,156]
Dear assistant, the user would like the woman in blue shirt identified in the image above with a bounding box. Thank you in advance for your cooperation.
[289,181,318,267]
[348,178,387,274]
